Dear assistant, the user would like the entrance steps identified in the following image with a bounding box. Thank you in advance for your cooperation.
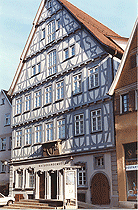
[3,199,57,209]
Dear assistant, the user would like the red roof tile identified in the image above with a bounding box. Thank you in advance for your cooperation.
[59,0,124,54]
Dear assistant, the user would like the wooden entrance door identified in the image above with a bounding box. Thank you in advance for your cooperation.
[91,173,110,205]
[39,172,45,199]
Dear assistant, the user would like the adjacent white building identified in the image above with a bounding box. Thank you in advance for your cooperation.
[0,90,12,195]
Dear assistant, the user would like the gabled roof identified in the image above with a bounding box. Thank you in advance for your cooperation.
[108,18,138,96]
[1,89,12,106]
[8,0,125,96]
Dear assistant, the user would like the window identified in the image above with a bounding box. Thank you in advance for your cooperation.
[56,81,64,100]
[16,98,22,114]
[46,123,53,141]
[89,67,99,89]
[1,98,5,105]
[94,155,104,169]
[5,113,10,125]
[45,86,52,104]
[18,170,23,188]
[29,171,34,188]
[58,119,65,139]
[35,125,42,143]
[1,138,6,150]
[57,19,60,30]
[74,114,84,136]
[48,20,55,43]
[34,91,41,108]
[73,74,81,94]
[122,94,129,113]
[64,48,69,60]
[42,28,45,39]
[48,51,56,76]
[25,128,32,145]
[71,45,75,56]
[1,162,6,173]
[25,95,31,111]
[91,109,102,132]
[16,131,22,147]
[32,63,41,76]
[48,0,52,8]
[78,166,86,186]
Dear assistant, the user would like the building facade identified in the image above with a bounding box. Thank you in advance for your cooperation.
[0,90,12,195]
[8,0,127,206]
[109,18,137,204]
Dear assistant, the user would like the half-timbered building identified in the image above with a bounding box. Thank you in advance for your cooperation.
[8,0,128,207]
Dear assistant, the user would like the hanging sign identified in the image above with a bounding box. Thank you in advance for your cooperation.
[126,164,138,171]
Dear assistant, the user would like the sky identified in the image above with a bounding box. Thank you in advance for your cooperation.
[0,0,137,92]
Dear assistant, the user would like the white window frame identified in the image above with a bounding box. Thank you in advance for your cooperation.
[16,131,22,147]
[29,170,34,188]
[46,122,53,142]
[45,86,52,104]
[32,63,41,76]
[78,166,86,186]
[1,162,6,173]
[1,138,6,150]
[64,48,69,60]
[56,81,64,100]
[25,128,32,145]
[58,119,65,139]
[35,125,42,143]
[16,98,22,114]
[25,94,31,112]
[91,109,102,132]
[47,20,55,43]
[18,170,23,188]
[48,50,56,76]
[89,67,99,89]
[74,114,84,136]
[95,156,104,167]
[5,113,10,125]
[34,91,41,108]
[122,93,129,113]
[73,74,82,95]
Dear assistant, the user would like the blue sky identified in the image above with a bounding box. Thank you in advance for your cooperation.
[0,0,137,91]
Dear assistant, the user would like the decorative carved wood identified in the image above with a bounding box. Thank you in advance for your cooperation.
[42,140,62,157]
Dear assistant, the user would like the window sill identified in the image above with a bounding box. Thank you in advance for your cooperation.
[13,146,21,150]
[33,142,42,146]
[14,113,21,117]
[31,72,40,78]
[0,149,6,152]
[0,172,6,174]
[91,130,102,134]
[25,187,34,190]
[88,85,99,91]
[23,144,31,148]
[23,110,30,114]
[4,124,10,127]
[73,91,82,96]
[43,102,52,108]
[74,133,85,137]
[63,55,75,62]
[77,186,88,190]
[54,98,64,103]
[33,106,40,111]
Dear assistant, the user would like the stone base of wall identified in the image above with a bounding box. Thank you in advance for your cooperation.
[0,183,9,196]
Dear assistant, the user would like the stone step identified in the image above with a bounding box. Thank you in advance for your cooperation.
[15,201,49,206]
[9,203,55,209]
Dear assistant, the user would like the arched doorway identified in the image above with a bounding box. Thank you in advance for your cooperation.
[91,173,110,205]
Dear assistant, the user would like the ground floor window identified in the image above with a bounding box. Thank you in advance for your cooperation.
[18,170,23,188]
[126,170,138,201]
[29,171,34,188]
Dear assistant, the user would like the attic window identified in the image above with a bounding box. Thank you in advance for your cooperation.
[48,0,52,9]
[1,98,5,105]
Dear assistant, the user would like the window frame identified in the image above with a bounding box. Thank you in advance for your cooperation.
[1,138,6,151]
[25,128,32,146]
[64,48,69,60]
[48,50,56,76]
[35,125,42,144]
[46,122,53,142]
[58,119,65,139]
[29,170,35,188]
[94,155,105,169]
[42,28,45,40]
[45,85,52,105]
[122,93,129,113]
[74,114,84,136]
[25,94,31,112]
[16,131,22,148]
[56,81,64,101]
[77,164,87,187]
[34,90,41,109]
[47,20,56,43]
[5,113,10,126]
[71,45,75,56]
[91,109,102,133]
[1,161,6,173]
[18,170,23,188]
[89,67,99,89]
[73,74,82,95]
[16,98,22,115]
